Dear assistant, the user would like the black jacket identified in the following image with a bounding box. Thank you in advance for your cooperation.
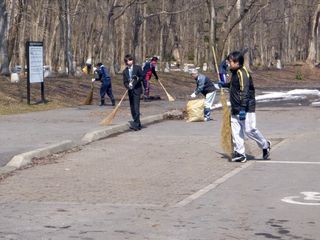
[123,65,144,94]
[224,66,256,115]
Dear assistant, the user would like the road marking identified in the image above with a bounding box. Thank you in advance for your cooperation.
[257,161,320,165]
[282,192,320,206]
[174,162,253,207]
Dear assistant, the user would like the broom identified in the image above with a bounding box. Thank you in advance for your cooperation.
[158,79,175,101]
[100,90,128,125]
[83,81,94,105]
[211,46,233,160]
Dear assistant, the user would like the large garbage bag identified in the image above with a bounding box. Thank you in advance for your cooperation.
[186,99,204,122]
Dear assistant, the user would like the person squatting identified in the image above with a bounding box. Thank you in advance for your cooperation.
[219,51,271,163]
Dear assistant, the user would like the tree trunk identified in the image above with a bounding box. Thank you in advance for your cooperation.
[65,0,74,75]
[306,2,320,65]
[0,0,9,75]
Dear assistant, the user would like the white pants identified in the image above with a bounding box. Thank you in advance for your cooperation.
[205,91,216,109]
[231,112,269,155]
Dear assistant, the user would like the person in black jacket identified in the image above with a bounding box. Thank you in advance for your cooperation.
[123,54,144,131]
[220,51,271,162]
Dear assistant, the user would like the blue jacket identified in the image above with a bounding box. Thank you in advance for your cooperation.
[95,65,111,85]
[194,74,216,96]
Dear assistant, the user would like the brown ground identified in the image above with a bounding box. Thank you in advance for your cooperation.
[0,64,319,115]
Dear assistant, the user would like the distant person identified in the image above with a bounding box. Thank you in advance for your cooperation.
[190,69,217,121]
[219,57,229,83]
[123,54,144,131]
[94,63,115,106]
[219,51,271,162]
[82,58,94,78]
[142,56,159,101]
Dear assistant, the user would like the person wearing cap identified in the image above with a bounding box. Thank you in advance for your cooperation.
[142,56,159,101]
[190,68,217,121]
[94,63,115,106]
[82,58,94,77]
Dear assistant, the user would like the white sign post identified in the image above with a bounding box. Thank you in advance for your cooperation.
[26,41,46,104]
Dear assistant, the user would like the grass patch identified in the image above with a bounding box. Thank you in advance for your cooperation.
[0,100,64,115]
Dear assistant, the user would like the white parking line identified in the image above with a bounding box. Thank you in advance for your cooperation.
[257,161,320,165]
[174,162,253,207]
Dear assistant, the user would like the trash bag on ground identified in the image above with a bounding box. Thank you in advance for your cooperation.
[186,99,204,122]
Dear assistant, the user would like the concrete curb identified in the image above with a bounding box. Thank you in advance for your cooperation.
[81,113,165,144]
[6,140,74,169]
[2,112,174,175]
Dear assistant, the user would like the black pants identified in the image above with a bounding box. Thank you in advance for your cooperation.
[128,90,141,127]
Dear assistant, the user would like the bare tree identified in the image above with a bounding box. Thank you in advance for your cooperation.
[0,0,9,75]
[306,1,320,65]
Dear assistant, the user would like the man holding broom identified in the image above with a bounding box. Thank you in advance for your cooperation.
[94,63,115,107]
[123,54,144,131]
[220,51,271,162]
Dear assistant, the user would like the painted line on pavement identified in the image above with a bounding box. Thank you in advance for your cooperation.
[257,160,320,165]
[174,162,253,207]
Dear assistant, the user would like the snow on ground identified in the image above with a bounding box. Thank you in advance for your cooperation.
[211,89,320,110]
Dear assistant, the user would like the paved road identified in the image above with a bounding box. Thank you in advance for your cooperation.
[0,100,185,167]
[0,105,319,239]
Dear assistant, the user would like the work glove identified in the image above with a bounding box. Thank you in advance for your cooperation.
[190,92,196,98]
[128,82,133,90]
[91,78,96,82]
[239,110,246,121]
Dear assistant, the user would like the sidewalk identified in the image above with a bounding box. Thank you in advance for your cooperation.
[0,99,185,169]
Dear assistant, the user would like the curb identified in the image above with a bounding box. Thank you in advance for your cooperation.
[6,140,74,169]
[81,113,164,144]
[2,111,177,175]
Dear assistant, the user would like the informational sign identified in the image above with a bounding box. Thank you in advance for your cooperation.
[28,43,44,83]
[26,41,46,104]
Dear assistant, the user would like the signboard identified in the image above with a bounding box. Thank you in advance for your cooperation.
[26,41,45,104]
[28,43,44,83]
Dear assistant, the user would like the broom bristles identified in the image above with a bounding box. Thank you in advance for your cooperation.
[100,106,119,125]
[220,89,233,159]
[100,90,128,126]
[83,83,94,105]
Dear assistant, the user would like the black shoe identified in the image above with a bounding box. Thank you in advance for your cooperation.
[128,121,139,131]
[99,99,106,106]
[263,140,271,160]
[231,152,247,163]
[111,100,115,106]
[129,125,139,131]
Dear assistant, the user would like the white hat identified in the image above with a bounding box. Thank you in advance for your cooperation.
[86,58,92,65]
[189,68,198,75]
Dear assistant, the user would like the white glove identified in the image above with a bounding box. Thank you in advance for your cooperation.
[190,92,196,98]
[91,78,96,82]
[129,82,133,89]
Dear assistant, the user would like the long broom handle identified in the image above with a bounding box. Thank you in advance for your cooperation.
[211,46,223,95]
[116,89,128,108]
[158,79,174,101]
